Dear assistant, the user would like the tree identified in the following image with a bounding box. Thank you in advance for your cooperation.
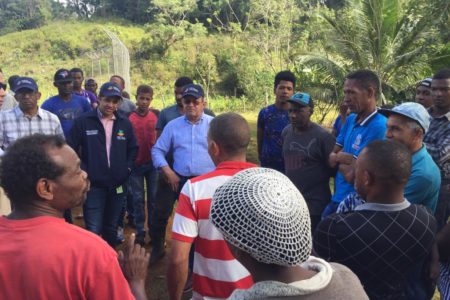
[297,0,450,103]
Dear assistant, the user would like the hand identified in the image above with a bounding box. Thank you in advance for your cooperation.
[162,167,180,192]
[329,153,338,168]
[426,259,440,286]
[336,152,354,165]
[118,233,150,284]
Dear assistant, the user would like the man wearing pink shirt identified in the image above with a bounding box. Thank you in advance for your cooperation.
[68,82,138,248]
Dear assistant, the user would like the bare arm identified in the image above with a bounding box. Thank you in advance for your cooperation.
[167,240,192,300]
[329,145,343,168]
[118,234,150,300]
[337,152,356,183]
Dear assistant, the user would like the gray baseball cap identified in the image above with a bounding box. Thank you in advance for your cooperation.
[379,102,430,133]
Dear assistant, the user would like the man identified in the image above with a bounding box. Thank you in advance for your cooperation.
[338,102,441,213]
[85,77,98,96]
[257,70,296,172]
[0,69,17,111]
[0,86,5,109]
[326,70,387,217]
[282,92,335,230]
[315,140,437,300]
[41,69,92,138]
[151,83,215,263]
[424,68,450,229]
[156,76,215,136]
[0,77,63,150]
[167,113,255,299]
[110,75,136,116]
[0,134,149,300]
[416,77,433,109]
[68,82,138,247]
[128,84,159,245]
[70,68,98,107]
[209,168,368,299]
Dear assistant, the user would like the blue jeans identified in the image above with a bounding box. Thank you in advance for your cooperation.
[83,185,127,248]
[129,163,158,235]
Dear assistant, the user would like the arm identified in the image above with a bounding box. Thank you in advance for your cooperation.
[118,234,150,300]
[256,110,265,160]
[337,152,356,183]
[152,125,179,191]
[167,240,191,300]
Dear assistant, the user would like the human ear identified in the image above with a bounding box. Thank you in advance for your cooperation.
[36,178,54,202]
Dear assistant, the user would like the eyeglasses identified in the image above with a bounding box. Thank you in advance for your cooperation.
[182,98,203,106]
[0,83,7,90]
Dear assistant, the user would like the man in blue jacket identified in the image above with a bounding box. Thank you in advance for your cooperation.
[68,82,138,248]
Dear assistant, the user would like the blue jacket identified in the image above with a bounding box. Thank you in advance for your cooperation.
[68,109,138,188]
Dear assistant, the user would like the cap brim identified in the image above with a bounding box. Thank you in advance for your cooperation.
[14,87,37,93]
[287,99,309,107]
[182,93,202,99]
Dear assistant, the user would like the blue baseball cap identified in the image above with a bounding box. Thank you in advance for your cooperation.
[13,77,38,93]
[379,102,430,133]
[287,92,314,109]
[182,84,204,99]
[54,69,73,83]
[99,82,122,99]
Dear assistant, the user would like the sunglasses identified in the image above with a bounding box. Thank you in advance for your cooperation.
[0,83,7,90]
[182,98,202,106]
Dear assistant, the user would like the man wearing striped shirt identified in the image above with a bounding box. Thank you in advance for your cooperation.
[167,113,254,300]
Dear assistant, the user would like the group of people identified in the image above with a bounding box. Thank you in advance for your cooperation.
[0,65,448,300]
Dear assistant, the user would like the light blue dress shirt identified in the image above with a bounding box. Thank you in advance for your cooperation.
[152,114,215,177]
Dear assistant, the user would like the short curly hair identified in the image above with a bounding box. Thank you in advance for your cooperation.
[0,134,66,204]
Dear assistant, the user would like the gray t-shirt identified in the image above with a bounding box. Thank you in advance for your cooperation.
[282,123,335,215]
[156,104,215,130]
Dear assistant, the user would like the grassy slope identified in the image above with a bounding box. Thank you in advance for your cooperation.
[0,20,146,101]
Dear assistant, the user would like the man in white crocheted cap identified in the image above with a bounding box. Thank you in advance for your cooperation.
[210,167,368,299]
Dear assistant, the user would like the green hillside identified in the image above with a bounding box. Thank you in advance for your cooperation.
[0,20,146,101]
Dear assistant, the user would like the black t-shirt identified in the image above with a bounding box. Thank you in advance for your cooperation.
[282,123,335,215]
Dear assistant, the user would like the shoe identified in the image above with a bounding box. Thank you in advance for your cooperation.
[135,232,145,246]
[183,271,193,293]
[116,227,125,244]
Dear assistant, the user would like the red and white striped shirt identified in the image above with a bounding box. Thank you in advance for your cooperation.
[172,161,255,300]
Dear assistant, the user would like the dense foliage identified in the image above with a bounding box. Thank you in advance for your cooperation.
[0,0,449,119]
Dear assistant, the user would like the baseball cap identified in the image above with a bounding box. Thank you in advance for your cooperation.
[379,102,430,133]
[182,84,204,99]
[13,77,38,93]
[417,78,432,88]
[99,82,123,99]
[54,69,73,83]
[287,92,314,109]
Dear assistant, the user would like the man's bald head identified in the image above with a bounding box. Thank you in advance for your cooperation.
[208,112,250,156]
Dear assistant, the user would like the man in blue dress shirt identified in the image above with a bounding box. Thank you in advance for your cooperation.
[151,83,215,263]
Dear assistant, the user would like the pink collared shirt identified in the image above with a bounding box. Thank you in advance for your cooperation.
[99,113,116,167]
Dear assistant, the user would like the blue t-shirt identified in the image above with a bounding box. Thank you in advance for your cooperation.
[257,104,289,172]
[333,115,343,136]
[332,111,387,202]
[41,95,92,137]
[404,145,441,212]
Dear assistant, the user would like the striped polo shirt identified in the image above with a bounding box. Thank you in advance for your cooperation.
[172,161,255,299]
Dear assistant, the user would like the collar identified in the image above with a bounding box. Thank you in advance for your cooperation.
[355,199,410,212]
[216,161,257,171]
[14,106,42,119]
[358,109,378,126]
[184,113,204,125]
[97,108,117,120]
[412,145,427,161]
[428,107,450,120]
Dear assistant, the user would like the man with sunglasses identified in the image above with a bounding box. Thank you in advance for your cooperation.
[0,77,63,150]
[150,83,215,264]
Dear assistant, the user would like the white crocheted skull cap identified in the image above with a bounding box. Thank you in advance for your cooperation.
[210,167,312,267]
